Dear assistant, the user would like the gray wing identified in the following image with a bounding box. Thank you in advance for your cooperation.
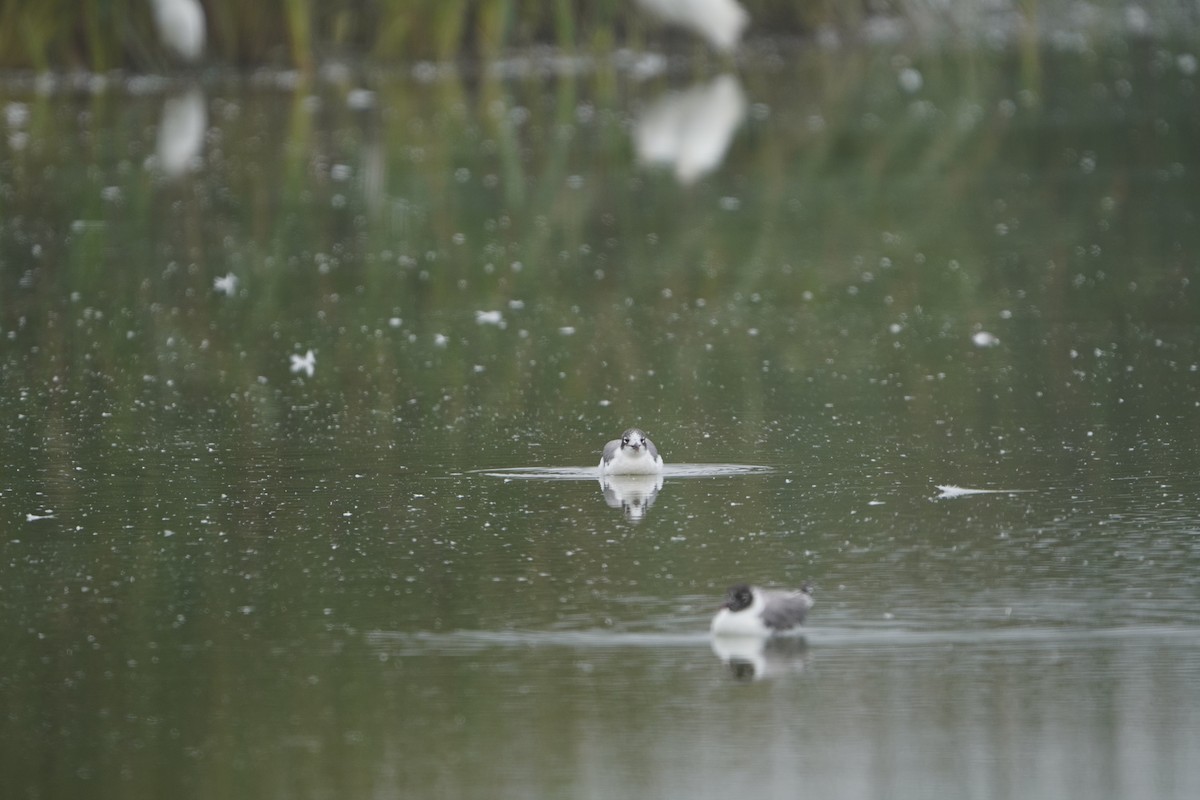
[760,590,814,631]
[643,437,660,461]
[601,439,621,464]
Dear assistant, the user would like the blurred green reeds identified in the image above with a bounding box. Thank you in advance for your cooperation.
[1,0,1192,71]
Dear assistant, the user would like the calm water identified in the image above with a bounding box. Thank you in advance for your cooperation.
[3,23,1200,800]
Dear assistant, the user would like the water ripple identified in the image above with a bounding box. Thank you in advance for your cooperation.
[474,463,774,480]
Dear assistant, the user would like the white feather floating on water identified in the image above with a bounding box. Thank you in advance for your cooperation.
[935,484,1032,500]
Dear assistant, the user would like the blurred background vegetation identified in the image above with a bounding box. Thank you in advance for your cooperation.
[0,0,1196,70]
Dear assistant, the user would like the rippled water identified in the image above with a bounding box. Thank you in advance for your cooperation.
[3,16,1200,800]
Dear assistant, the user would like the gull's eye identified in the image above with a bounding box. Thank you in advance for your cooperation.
[622,437,629,445]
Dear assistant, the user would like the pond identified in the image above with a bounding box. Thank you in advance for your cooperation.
[2,17,1199,800]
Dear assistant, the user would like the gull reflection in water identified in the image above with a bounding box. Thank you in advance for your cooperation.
[599,473,664,521]
[633,74,747,185]
[156,88,206,177]
[711,635,809,682]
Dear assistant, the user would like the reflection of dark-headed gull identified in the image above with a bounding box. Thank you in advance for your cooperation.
[599,428,664,475]
[711,583,814,637]
[711,634,808,681]
[600,473,664,520]
[635,0,750,54]
[633,75,747,185]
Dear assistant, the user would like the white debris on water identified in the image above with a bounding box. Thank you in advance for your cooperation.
[475,310,504,327]
[935,485,1031,500]
[213,273,238,296]
[290,349,316,378]
[898,67,924,93]
[972,331,1001,347]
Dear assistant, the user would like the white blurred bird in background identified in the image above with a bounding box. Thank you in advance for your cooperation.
[150,0,207,62]
[635,0,750,53]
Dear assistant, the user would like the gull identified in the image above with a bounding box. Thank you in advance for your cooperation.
[711,583,814,637]
[599,428,664,475]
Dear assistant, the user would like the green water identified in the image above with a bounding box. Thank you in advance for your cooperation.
[2,31,1199,800]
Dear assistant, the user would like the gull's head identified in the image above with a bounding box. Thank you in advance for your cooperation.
[721,583,755,612]
[620,428,649,453]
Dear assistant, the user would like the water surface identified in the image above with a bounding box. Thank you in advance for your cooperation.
[2,23,1200,800]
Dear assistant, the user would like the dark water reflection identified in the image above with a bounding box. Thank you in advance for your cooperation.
[3,22,1200,800]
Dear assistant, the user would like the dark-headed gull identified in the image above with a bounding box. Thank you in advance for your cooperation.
[711,583,814,637]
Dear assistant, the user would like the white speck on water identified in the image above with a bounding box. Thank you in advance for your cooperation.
[473,365,486,373]
[475,310,504,327]
[559,326,576,336]
[1179,53,1198,75]
[598,399,611,407]
[898,67,923,93]
[935,484,1032,500]
[346,88,375,110]
[718,196,741,211]
[434,334,448,347]
[1124,4,1150,33]
[213,273,238,296]
[388,317,402,328]
[972,331,1000,348]
[5,101,29,127]
[26,512,55,521]
[290,349,316,378]
[508,299,525,310]
[330,164,352,181]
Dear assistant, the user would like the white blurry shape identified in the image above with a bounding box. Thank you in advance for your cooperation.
[898,67,923,93]
[710,635,808,682]
[475,310,504,327]
[5,102,29,128]
[972,331,1000,348]
[290,349,316,378]
[213,272,238,296]
[150,0,206,62]
[156,88,206,177]
[635,0,749,53]
[599,473,664,522]
[934,485,1032,499]
[346,89,376,110]
[633,74,747,185]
